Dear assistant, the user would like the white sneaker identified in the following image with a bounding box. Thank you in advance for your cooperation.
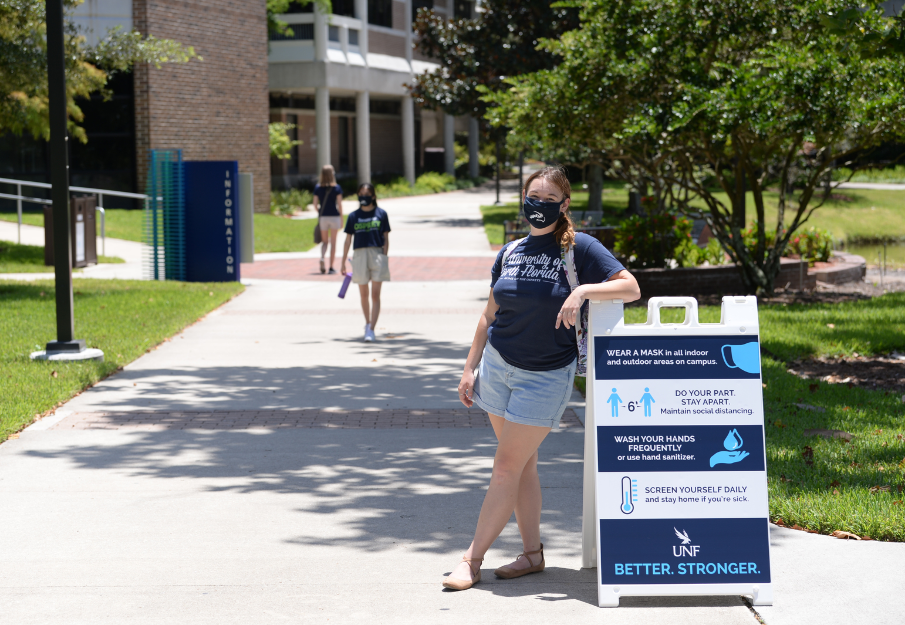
[364,324,374,342]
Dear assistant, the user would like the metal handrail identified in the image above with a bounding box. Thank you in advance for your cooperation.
[0,176,153,257]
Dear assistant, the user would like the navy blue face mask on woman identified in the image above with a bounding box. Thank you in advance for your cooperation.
[523,195,564,229]
[358,196,374,207]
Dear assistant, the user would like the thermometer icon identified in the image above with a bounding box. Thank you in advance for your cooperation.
[621,476,637,514]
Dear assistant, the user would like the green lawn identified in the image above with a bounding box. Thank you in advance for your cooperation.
[0,207,337,255]
[0,279,244,440]
[0,242,123,273]
[575,295,905,540]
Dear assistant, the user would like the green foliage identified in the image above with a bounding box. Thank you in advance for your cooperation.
[410,0,578,142]
[833,165,905,184]
[0,1,197,142]
[373,173,469,200]
[270,188,313,216]
[786,227,834,264]
[0,279,243,440]
[487,0,905,294]
[267,0,330,38]
[269,122,302,160]
[615,213,690,269]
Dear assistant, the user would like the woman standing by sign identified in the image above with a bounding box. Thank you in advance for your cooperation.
[313,164,343,274]
[443,166,641,590]
[340,183,390,342]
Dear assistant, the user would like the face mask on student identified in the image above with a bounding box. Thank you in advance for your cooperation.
[523,195,563,229]
[359,196,374,207]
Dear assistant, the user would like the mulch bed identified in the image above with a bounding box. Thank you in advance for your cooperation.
[786,355,905,394]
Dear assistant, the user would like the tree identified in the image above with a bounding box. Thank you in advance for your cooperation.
[267,0,331,39]
[269,122,302,159]
[488,0,905,294]
[1,1,198,144]
[409,0,577,123]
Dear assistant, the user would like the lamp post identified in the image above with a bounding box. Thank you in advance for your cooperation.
[31,0,103,363]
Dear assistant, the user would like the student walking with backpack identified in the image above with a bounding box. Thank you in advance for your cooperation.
[442,166,641,591]
[313,164,343,274]
[340,182,390,342]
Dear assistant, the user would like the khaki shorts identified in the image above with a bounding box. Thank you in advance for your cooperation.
[319,215,342,231]
[351,246,390,284]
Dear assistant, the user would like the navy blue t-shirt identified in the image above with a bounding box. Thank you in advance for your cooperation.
[344,206,391,249]
[314,184,342,216]
[489,232,625,371]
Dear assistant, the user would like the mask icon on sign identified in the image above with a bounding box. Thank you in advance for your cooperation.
[721,342,761,374]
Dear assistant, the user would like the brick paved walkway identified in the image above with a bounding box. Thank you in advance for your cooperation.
[241,257,494,282]
[52,409,582,430]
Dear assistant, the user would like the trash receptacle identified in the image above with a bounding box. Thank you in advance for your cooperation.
[44,195,99,267]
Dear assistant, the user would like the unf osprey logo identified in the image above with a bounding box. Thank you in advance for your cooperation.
[673,528,701,557]
[528,211,545,222]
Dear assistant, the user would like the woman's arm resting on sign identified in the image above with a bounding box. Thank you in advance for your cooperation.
[556,269,641,329]
[458,289,499,408]
[340,233,353,275]
[382,232,389,256]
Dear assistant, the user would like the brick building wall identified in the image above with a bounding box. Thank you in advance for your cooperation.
[369,29,407,57]
[133,0,270,213]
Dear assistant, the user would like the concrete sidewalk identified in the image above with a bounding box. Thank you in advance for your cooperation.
[2,186,903,624]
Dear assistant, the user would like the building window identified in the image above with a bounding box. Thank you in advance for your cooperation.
[412,0,433,22]
[368,0,393,28]
[328,25,340,42]
[370,99,401,116]
[270,94,316,110]
[330,97,357,112]
[269,23,314,40]
[332,0,356,17]
[348,29,359,46]
[286,3,313,13]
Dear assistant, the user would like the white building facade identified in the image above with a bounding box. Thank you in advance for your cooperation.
[268,0,477,187]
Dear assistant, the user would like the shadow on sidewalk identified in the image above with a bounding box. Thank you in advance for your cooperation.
[21,427,585,559]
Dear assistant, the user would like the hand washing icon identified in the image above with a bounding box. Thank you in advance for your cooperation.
[710,428,750,467]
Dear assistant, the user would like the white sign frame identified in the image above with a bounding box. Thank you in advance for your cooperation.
[580,296,774,608]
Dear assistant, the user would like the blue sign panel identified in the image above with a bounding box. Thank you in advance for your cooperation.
[597,425,765,473]
[599,517,771,585]
[183,161,240,282]
[595,335,762,380]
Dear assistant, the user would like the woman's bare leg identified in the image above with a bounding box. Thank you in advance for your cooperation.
[328,228,338,270]
[369,281,382,327]
[486,413,544,572]
[358,284,370,325]
[447,416,550,582]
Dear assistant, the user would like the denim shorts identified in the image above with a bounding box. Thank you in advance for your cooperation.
[472,342,576,429]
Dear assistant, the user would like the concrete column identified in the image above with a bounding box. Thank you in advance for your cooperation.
[405,0,413,63]
[444,113,455,176]
[402,95,416,184]
[316,86,331,171]
[314,5,328,62]
[355,0,368,64]
[356,91,371,183]
[468,116,479,179]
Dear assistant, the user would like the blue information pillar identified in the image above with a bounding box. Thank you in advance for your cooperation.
[183,161,241,282]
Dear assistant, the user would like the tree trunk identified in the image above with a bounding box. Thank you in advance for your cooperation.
[587,164,603,213]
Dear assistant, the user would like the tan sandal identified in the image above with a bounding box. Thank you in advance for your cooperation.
[442,556,483,590]
[494,543,544,579]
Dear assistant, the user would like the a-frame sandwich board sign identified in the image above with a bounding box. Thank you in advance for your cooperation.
[581,296,773,608]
